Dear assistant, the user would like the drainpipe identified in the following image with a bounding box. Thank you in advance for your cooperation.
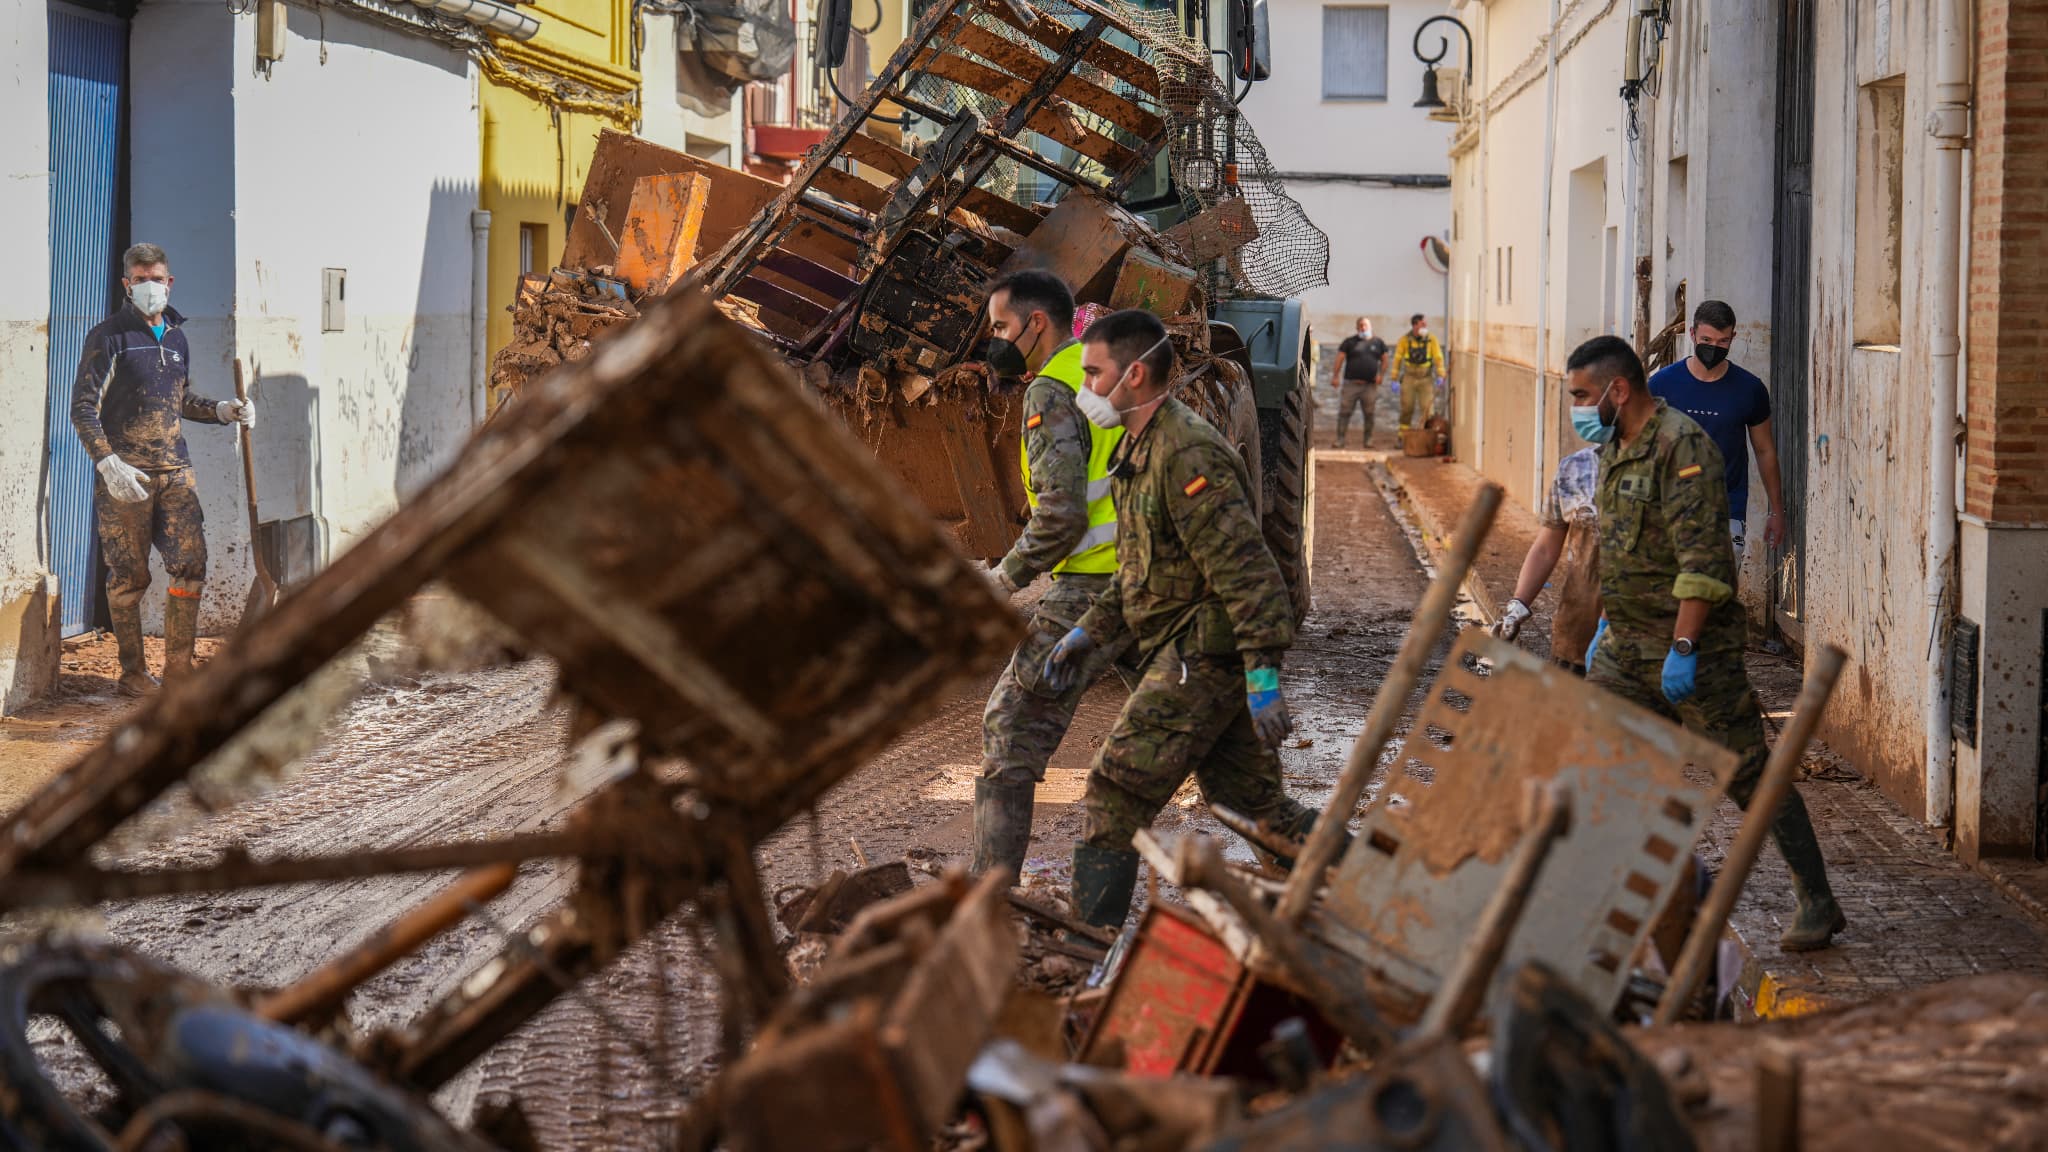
[411,0,539,40]
[471,209,492,427]
[1473,7,1489,466]
[1528,0,1562,504]
[1924,0,1971,828]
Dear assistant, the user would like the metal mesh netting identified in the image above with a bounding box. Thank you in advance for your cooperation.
[894,0,1328,299]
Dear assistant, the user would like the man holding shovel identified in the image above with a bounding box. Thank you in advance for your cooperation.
[72,242,254,695]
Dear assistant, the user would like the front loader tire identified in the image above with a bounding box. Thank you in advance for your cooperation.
[1259,383,1313,624]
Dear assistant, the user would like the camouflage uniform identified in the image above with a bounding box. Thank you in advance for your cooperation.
[1588,400,1840,947]
[1069,397,1315,928]
[977,343,1138,879]
[72,303,225,686]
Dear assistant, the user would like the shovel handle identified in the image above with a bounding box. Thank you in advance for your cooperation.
[233,362,270,581]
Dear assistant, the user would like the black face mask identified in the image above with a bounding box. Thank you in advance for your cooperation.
[979,316,1043,380]
[1694,344,1730,370]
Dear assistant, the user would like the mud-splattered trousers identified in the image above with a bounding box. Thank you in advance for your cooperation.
[72,302,224,608]
[981,573,1140,785]
[95,466,208,609]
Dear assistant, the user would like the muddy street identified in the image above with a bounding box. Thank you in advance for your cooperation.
[0,438,1436,1148]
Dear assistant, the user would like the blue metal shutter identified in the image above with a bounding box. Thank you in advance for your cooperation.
[1322,6,1389,101]
[47,3,127,637]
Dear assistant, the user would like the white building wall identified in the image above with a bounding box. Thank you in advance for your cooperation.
[638,13,746,164]
[1240,0,1452,343]
[0,2,58,713]
[132,0,480,634]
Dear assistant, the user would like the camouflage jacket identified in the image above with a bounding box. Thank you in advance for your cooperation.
[1000,342,1095,586]
[1596,400,1743,656]
[1078,397,1293,665]
[72,303,226,470]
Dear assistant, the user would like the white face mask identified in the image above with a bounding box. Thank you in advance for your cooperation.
[128,281,170,317]
[1080,334,1173,428]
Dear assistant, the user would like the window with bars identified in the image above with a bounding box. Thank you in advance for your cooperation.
[1323,5,1389,101]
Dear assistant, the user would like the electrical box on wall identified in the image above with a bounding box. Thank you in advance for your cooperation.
[322,268,346,332]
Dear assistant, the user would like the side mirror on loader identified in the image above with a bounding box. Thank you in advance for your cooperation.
[1227,0,1271,82]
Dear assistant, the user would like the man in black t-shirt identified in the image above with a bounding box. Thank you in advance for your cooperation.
[1332,317,1387,448]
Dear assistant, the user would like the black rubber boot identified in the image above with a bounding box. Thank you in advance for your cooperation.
[109,600,157,697]
[1070,843,1141,931]
[163,588,201,681]
[971,777,1037,885]
[1771,789,1845,952]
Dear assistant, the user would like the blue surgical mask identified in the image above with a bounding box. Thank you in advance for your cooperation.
[1571,382,1618,444]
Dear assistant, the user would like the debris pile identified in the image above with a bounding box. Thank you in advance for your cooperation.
[487,269,639,414]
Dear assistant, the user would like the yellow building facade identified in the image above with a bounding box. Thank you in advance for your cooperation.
[479,0,640,361]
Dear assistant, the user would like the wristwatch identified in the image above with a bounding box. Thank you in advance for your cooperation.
[1673,637,1696,657]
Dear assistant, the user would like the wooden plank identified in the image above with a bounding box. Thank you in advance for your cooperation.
[566,130,782,271]
[812,165,891,216]
[914,51,1135,170]
[966,0,1159,94]
[781,216,863,275]
[758,248,861,301]
[733,273,832,329]
[840,130,1036,236]
[841,130,919,180]
[942,17,1163,138]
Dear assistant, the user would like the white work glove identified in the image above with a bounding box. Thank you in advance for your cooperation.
[216,399,256,428]
[984,562,1022,600]
[1492,598,1533,644]
[95,454,150,504]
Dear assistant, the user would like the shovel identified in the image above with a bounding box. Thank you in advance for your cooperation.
[235,361,281,624]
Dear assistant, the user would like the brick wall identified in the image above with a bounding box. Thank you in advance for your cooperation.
[1966,0,2048,523]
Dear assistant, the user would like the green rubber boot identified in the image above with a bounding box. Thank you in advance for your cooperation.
[1772,789,1845,952]
[971,777,1037,885]
[1070,843,1141,932]
[109,600,158,697]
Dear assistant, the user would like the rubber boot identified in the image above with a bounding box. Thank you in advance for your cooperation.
[109,600,158,697]
[1771,790,1845,952]
[1070,843,1141,932]
[971,777,1037,885]
[162,589,201,681]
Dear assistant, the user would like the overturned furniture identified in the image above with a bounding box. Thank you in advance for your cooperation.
[723,871,1021,1151]
[501,0,1321,614]
[0,288,1021,1148]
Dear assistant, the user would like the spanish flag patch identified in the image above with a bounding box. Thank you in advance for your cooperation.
[1026,413,1043,430]
[1678,463,1704,479]
[1183,475,1210,498]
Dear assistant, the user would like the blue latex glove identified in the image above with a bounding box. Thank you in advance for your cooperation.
[1040,627,1095,694]
[1246,665,1291,749]
[1585,618,1608,670]
[1662,646,1699,704]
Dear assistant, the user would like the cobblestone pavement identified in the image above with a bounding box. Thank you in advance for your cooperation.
[1386,450,2048,1018]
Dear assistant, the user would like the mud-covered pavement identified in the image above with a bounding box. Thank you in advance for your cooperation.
[0,402,1445,1148]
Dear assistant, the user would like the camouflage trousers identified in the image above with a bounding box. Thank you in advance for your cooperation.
[1334,381,1377,445]
[1588,634,1832,892]
[982,574,1139,785]
[1082,638,1313,852]
[97,465,208,609]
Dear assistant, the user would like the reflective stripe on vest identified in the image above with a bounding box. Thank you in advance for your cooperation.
[1022,342,1124,575]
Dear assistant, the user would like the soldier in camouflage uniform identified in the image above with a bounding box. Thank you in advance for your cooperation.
[72,243,253,696]
[1567,335,1842,952]
[1042,309,1319,931]
[974,270,1140,883]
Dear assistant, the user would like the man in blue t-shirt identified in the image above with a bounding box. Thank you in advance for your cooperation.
[1645,300,1785,559]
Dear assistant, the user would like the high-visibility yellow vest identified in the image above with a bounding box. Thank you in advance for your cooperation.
[1022,342,1123,575]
